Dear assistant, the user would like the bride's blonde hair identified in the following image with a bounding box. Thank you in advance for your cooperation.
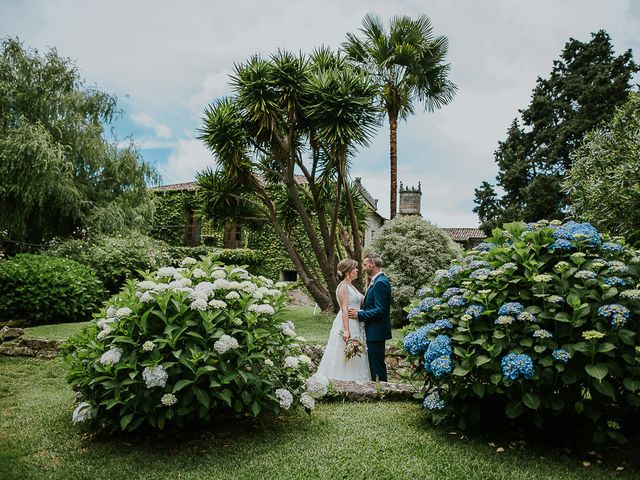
[336,258,358,281]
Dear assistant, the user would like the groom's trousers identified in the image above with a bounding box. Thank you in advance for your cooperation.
[366,340,387,382]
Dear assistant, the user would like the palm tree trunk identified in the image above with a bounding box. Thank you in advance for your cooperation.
[389,112,398,219]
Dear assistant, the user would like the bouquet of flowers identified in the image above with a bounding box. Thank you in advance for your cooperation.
[339,330,366,361]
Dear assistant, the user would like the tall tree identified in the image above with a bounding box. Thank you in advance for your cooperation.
[474,30,638,231]
[0,38,159,246]
[343,13,457,218]
[564,92,640,245]
[199,49,378,310]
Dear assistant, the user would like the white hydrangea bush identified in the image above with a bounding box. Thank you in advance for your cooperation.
[63,254,326,432]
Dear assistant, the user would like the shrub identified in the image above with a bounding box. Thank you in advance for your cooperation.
[369,216,461,327]
[63,254,327,432]
[48,232,171,293]
[0,254,106,325]
[403,220,640,442]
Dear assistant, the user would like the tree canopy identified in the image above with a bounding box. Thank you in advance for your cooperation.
[199,48,379,310]
[0,38,159,247]
[473,30,638,232]
[564,92,640,245]
[343,13,456,218]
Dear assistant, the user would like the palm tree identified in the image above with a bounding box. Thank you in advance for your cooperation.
[343,13,457,218]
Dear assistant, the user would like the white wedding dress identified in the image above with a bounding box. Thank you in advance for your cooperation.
[316,283,371,381]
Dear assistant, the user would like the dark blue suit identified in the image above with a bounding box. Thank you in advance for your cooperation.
[357,272,392,382]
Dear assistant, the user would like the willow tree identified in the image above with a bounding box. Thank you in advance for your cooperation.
[343,13,457,218]
[198,49,378,310]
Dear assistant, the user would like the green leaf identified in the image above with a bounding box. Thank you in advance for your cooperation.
[506,400,524,418]
[618,329,636,345]
[533,345,547,353]
[194,388,210,408]
[472,382,485,398]
[592,379,615,398]
[566,293,581,309]
[453,365,470,377]
[597,342,615,353]
[623,378,640,392]
[550,396,565,410]
[120,413,134,431]
[584,363,608,381]
[475,355,491,367]
[490,373,502,385]
[251,401,261,416]
[172,379,194,393]
[522,392,541,410]
[602,287,618,300]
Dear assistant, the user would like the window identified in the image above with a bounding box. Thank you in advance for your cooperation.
[280,270,298,282]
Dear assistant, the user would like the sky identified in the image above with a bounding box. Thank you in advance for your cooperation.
[2,0,640,226]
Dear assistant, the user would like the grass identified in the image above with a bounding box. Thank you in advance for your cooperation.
[1,356,639,480]
[23,306,401,346]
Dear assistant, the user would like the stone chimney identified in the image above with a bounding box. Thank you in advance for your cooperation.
[399,181,422,216]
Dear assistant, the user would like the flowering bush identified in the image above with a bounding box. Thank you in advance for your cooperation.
[403,220,640,442]
[0,254,106,325]
[63,254,326,432]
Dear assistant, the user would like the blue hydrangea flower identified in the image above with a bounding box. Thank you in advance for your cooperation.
[601,242,624,253]
[423,391,446,410]
[552,349,570,364]
[403,326,430,355]
[475,242,496,252]
[604,276,626,286]
[517,311,537,322]
[424,335,452,373]
[469,260,490,269]
[433,318,454,330]
[430,355,452,378]
[552,221,602,248]
[417,287,434,297]
[442,287,464,299]
[418,297,442,312]
[548,239,574,252]
[470,268,491,279]
[465,304,484,320]
[597,304,631,329]
[447,295,468,308]
[574,270,597,280]
[498,302,525,316]
[501,353,535,381]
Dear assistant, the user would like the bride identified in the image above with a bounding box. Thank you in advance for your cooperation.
[316,259,371,381]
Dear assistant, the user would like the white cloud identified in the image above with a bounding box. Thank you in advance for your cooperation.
[162,139,216,185]
[130,112,173,139]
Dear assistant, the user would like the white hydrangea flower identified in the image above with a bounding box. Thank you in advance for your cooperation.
[253,291,264,300]
[298,354,312,366]
[116,307,132,318]
[264,359,274,367]
[284,356,300,369]
[232,267,249,276]
[142,341,155,352]
[258,276,274,286]
[137,280,158,291]
[169,278,192,290]
[72,401,94,424]
[266,289,281,297]
[248,304,275,315]
[296,336,307,342]
[208,300,227,309]
[213,278,231,290]
[300,392,315,410]
[275,388,293,410]
[161,393,177,406]
[306,374,329,399]
[214,335,239,354]
[180,257,198,266]
[189,290,209,302]
[96,318,114,330]
[192,268,207,279]
[100,347,123,366]
[142,365,168,388]
[140,291,154,303]
[228,281,241,290]
[195,282,215,294]
[106,306,117,319]
[96,326,112,340]
[157,266,178,278]
[239,281,258,293]
[153,283,170,293]
[211,269,226,279]
[275,281,288,289]
[225,291,240,301]
[190,299,208,311]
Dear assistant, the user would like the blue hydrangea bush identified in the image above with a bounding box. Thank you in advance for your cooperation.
[403,221,640,442]
[64,254,327,432]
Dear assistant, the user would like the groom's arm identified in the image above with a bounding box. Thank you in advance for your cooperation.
[357,281,390,323]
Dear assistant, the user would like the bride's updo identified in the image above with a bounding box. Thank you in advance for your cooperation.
[336,258,358,281]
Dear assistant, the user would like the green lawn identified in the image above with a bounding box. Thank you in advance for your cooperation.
[0,356,638,480]
[23,306,401,346]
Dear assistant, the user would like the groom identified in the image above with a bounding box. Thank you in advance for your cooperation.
[348,252,392,382]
